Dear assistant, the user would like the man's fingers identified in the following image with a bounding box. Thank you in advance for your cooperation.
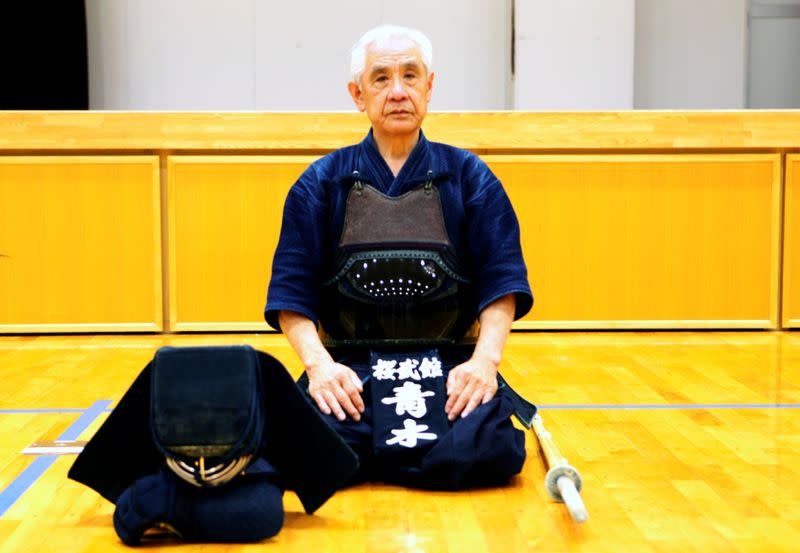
[448,393,468,421]
[339,372,365,414]
[352,390,365,414]
[350,372,364,392]
[445,384,460,413]
[312,392,332,416]
[446,370,461,396]
[461,393,484,419]
[448,382,476,421]
[332,385,361,421]
[321,389,346,421]
[445,371,466,412]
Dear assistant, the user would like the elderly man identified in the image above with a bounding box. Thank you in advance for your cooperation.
[266,25,533,489]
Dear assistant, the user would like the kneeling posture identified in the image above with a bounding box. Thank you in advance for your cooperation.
[266,24,535,490]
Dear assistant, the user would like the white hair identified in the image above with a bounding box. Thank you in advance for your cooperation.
[349,24,433,84]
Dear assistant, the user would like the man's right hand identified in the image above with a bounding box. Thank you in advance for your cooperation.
[307,361,364,422]
[278,309,365,422]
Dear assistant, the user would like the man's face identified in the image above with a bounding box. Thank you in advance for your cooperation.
[348,42,434,138]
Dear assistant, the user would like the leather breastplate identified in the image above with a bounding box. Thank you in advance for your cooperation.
[318,173,477,346]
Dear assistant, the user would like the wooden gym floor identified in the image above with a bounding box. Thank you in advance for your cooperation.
[1,331,799,553]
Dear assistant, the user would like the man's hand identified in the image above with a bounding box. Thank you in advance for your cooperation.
[307,361,365,422]
[445,355,499,421]
[278,310,365,422]
[445,293,516,421]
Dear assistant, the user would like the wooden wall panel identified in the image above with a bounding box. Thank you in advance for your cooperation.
[0,113,796,333]
[168,156,319,331]
[0,157,161,332]
[3,111,800,151]
[485,155,782,329]
[784,155,800,328]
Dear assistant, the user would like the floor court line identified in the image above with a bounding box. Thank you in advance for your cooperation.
[2,400,796,518]
[538,403,800,409]
[0,457,58,518]
[0,399,112,518]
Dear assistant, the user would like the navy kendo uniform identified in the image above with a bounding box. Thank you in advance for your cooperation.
[266,129,534,489]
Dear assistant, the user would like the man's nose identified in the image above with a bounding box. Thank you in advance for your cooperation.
[388,76,408,99]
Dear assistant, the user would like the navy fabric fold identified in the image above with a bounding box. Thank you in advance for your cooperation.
[113,466,285,545]
[314,349,526,490]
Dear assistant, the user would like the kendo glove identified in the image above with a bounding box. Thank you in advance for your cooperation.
[113,471,176,546]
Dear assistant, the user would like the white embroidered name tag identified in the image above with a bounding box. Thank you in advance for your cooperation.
[370,350,448,454]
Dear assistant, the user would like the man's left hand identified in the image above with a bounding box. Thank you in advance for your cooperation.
[444,355,499,421]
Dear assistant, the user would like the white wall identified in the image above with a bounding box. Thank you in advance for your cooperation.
[747,0,800,108]
[513,0,636,110]
[85,0,511,111]
[86,0,257,110]
[634,0,748,109]
[85,0,767,111]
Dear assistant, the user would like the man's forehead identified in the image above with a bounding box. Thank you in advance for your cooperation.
[364,44,425,71]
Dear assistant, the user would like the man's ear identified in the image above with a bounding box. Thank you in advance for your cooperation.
[426,71,435,102]
[348,81,366,112]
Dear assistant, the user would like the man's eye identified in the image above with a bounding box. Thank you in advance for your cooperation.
[405,73,417,80]
[375,75,388,82]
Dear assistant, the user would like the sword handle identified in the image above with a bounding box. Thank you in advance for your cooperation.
[556,475,588,523]
[531,414,588,523]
